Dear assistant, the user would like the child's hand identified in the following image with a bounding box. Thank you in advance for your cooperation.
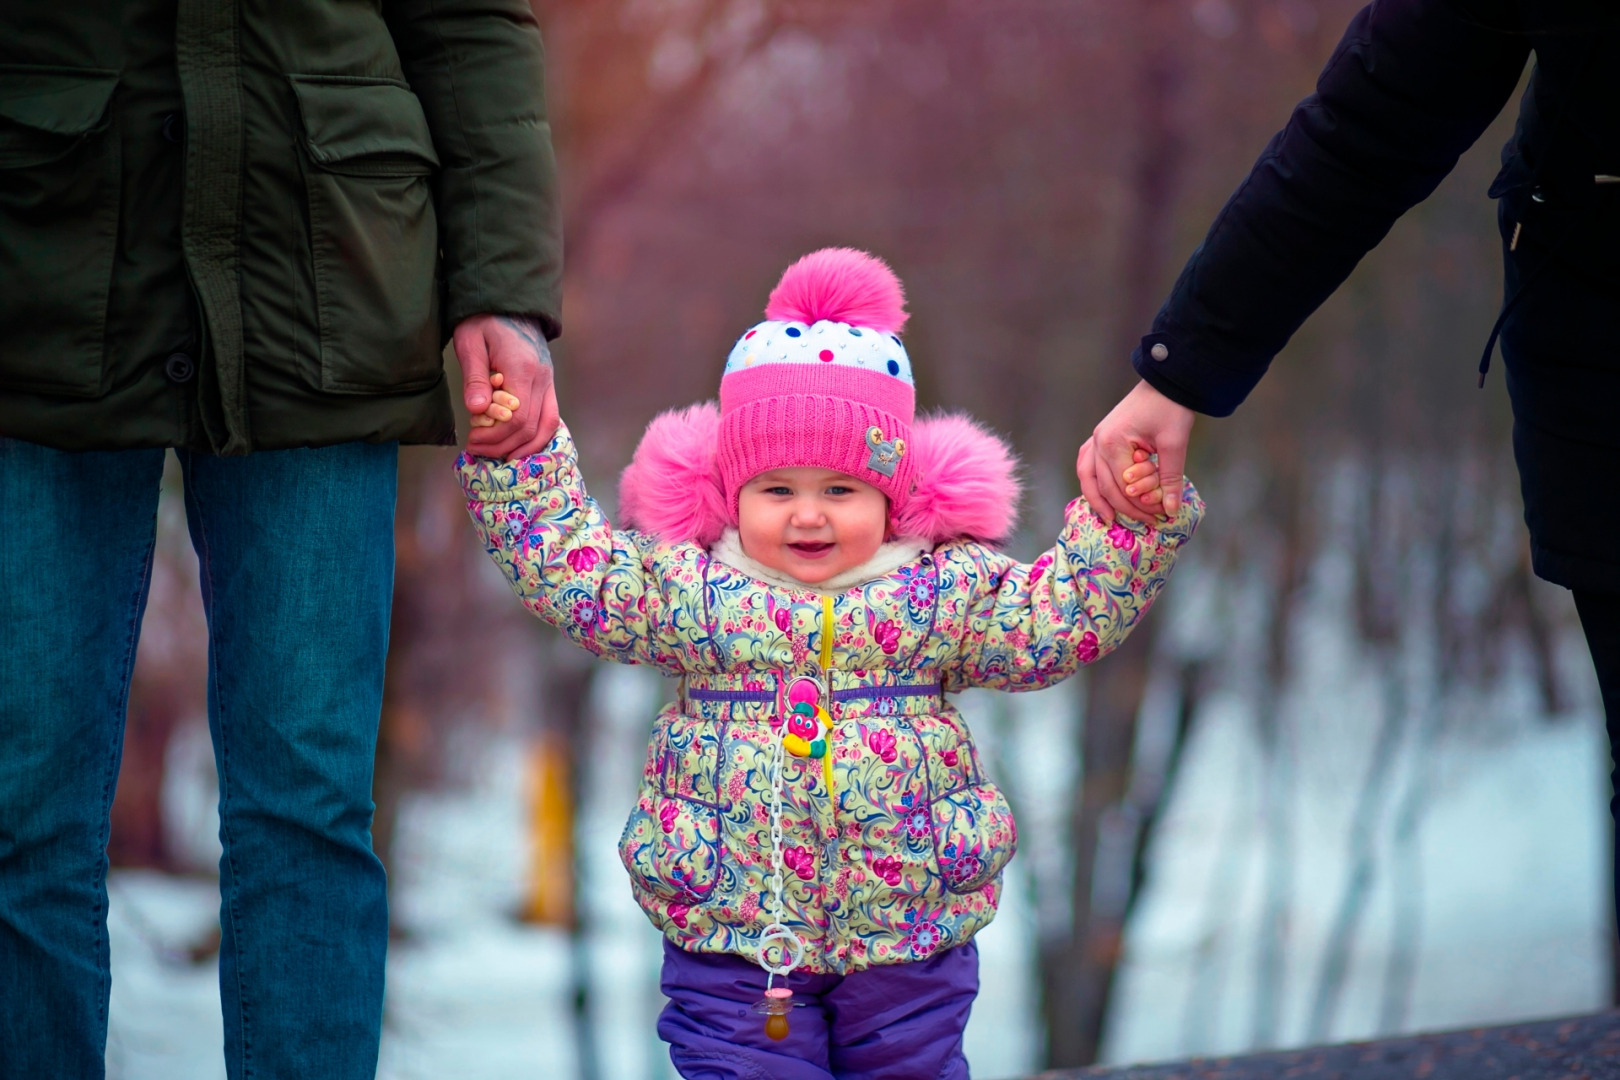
[469,372,523,430]
[457,313,561,459]
[1120,448,1166,515]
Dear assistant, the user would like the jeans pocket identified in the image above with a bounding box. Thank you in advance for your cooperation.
[289,76,443,394]
[0,66,120,397]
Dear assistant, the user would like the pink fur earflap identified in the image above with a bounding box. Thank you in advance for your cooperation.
[617,403,731,546]
[893,413,1021,545]
[618,405,1020,549]
[765,248,909,333]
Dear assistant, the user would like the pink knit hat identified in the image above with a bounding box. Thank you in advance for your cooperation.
[718,248,918,518]
[619,249,1021,548]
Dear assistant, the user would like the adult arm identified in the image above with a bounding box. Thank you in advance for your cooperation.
[1138,0,1528,414]
[387,0,565,456]
[1086,0,1530,519]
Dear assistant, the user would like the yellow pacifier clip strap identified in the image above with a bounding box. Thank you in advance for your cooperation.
[820,595,835,795]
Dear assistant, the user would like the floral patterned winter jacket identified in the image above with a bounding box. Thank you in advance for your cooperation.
[459,425,1202,974]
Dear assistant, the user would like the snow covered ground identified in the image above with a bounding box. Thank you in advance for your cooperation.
[1103,540,1611,1062]
[105,579,1610,1079]
[1102,686,1607,1062]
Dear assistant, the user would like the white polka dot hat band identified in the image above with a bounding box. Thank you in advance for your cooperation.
[724,319,915,385]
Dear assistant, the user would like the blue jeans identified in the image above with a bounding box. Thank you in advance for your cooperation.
[0,437,397,1079]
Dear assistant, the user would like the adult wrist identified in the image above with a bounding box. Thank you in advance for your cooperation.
[1129,334,1242,418]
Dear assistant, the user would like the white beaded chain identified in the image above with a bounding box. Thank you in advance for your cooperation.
[758,717,806,990]
[761,603,835,993]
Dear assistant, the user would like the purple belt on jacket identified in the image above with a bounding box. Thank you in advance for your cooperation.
[679,673,943,723]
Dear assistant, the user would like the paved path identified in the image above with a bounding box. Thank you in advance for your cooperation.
[1031,1013,1620,1080]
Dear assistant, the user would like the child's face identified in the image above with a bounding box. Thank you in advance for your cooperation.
[736,468,888,585]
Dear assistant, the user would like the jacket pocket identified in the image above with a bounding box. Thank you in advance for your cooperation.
[0,66,119,396]
[617,717,726,904]
[931,781,1017,894]
[619,793,725,905]
[289,75,442,394]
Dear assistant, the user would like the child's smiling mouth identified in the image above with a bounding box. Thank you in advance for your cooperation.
[787,541,835,558]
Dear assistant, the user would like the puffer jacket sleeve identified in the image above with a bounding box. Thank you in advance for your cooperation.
[458,423,691,672]
[944,485,1204,691]
[385,0,563,336]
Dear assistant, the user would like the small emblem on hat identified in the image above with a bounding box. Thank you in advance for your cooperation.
[866,427,906,477]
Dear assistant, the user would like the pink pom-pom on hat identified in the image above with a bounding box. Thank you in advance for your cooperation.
[617,403,729,548]
[892,413,1021,544]
[618,248,1021,548]
[764,248,909,334]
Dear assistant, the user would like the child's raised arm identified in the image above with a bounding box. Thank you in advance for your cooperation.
[943,483,1203,692]
[458,425,703,673]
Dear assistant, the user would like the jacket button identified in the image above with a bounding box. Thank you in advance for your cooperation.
[1150,343,1170,361]
[162,112,183,144]
[164,352,196,383]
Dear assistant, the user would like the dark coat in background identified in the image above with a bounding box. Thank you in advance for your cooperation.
[0,0,562,455]
[1133,0,1620,593]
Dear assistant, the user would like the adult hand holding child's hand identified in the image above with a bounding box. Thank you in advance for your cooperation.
[457,313,561,459]
[1077,379,1195,524]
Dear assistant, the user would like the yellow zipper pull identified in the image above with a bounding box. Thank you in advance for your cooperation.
[819,595,835,671]
[820,595,835,796]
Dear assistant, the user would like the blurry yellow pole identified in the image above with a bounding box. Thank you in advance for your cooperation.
[521,733,575,925]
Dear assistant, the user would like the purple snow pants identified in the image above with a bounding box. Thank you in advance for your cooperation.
[657,941,977,1080]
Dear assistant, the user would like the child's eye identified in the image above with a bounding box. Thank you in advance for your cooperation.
[825,486,853,496]
[763,486,794,496]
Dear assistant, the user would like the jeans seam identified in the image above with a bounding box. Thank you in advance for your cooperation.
[187,459,255,1079]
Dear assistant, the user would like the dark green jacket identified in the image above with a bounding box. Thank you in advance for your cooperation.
[0,0,561,454]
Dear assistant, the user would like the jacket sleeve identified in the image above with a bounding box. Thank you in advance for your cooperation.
[1134,0,1529,417]
[386,0,563,337]
[458,424,693,672]
[944,485,1204,692]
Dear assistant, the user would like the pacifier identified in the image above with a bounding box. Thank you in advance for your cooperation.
[752,922,807,1040]
[752,987,800,1040]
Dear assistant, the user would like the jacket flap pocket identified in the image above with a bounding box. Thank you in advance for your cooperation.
[288,76,439,173]
[0,66,118,135]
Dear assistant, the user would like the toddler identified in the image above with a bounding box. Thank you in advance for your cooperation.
[458,249,1201,1079]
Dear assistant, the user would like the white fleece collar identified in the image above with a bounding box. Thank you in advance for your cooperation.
[711,529,930,594]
